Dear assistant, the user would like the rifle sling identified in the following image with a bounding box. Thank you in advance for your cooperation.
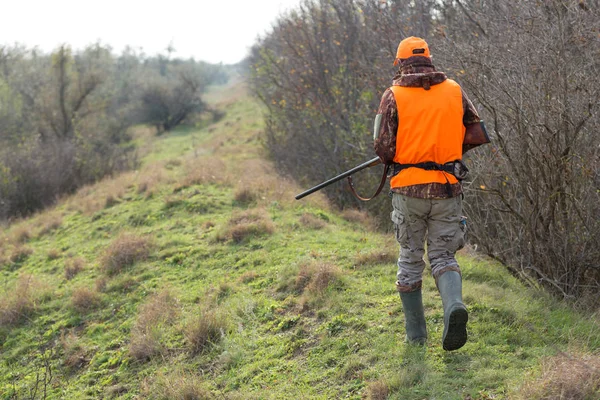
[347,164,389,202]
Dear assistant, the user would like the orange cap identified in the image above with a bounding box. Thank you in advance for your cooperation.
[394,36,431,65]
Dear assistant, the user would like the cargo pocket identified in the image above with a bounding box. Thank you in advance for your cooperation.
[391,210,407,245]
[456,216,467,251]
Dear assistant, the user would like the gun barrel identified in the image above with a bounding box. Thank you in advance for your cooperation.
[295,157,381,200]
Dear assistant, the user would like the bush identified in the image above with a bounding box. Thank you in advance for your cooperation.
[517,354,600,400]
[184,310,227,355]
[0,274,45,327]
[100,233,151,275]
[71,287,101,313]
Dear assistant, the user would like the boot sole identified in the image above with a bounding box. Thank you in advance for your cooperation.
[443,306,468,351]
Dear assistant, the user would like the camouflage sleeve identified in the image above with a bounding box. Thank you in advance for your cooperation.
[462,88,481,126]
[373,88,398,164]
[461,89,489,153]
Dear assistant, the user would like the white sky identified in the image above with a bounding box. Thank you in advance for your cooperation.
[1,0,303,64]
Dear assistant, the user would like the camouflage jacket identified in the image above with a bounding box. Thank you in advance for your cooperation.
[374,57,481,199]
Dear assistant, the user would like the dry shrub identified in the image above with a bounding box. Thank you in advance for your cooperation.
[129,290,179,361]
[299,213,327,230]
[143,371,212,400]
[0,274,46,327]
[65,257,85,280]
[95,277,108,293]
[233,159,306,207]
[296,261,343,295]
[71,286,101,313]
[517,353,600,400]
[70,172,136,215]
[182,156,230,187]
[8,245,33,264]
[217,209,274,243]
[233,186,258,205]
[342,208,373,227]
[60,331,88,370]
[11,224,32,244]
[354,249,397,267]
[184,310,227,355]
[364,380,389,400]
[136,163,171,195]
[38,213,63,236]
[239,271,259,283]
[100,233,151,275]
[47,248,61,260]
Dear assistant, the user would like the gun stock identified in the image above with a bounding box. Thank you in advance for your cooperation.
[295,157,382,200]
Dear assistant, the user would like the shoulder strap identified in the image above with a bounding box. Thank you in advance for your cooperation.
[347,164,389,201]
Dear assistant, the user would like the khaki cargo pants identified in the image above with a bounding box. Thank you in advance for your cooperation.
[391,193,466,292]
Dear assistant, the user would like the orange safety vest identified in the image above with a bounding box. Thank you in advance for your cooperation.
[389,79,465,189]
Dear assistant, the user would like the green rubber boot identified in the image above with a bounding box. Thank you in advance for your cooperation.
[437,271,468,351]
[399,290,427,345]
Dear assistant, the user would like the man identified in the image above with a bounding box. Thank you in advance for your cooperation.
[373,37,489,351]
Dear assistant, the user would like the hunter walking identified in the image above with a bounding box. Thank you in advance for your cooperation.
[373,37,489,350]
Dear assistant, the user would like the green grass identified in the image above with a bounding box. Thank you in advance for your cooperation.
[0,84,598,400]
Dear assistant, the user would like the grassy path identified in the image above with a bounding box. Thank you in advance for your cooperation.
[0,82,598,399]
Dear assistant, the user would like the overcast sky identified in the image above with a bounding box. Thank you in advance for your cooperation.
[1,0,303,64]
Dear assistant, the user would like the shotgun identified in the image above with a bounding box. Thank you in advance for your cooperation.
[295,157,388,201]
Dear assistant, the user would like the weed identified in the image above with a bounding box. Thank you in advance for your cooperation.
[341,208,372,226]
[129,290,179,361]
[184,309,227,355]
[233,186,258,206]
[11,224,32,244]
[239,271,259,283]
[0,274,45,327]
[517,353,600,399]
[9,244,33,264]
[299,213,327,230]
[95,277,108,293]
[60,331,89,370]
[364,380,389,400]
[71,287,101,313]
[354,249,397,267]
[100,233,151,275]
[47,248,61,260]
[38,213,63,236]
[144,371,212,400]
[182,156,230,187]
[216,209,274,243]
[65,257,85,280]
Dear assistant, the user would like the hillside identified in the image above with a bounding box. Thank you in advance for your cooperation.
[1,81,599,400]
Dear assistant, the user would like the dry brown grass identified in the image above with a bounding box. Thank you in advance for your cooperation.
[129,290,179,361]
[364,380,390,400]
[299,213,328,230]
[181,156,231,188]
[11,224,32,244]
[37,212,63,236]
[100,233,152,275]
[517,353,600,400]
[341,208,373,227]
[136,163,172,196]
[60,331,89,370]
[69,172,137,215]
[8,244,33,264]
[47,248,61,260]
[184,310,227,355]
[354,248,397,267]
[239,271,259,283]
[216,209,275,244]
[0,274,46,327]
[65,257,85,280]
[141,371,212,400]
[71,286,101,313]
[295,261,343,295]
